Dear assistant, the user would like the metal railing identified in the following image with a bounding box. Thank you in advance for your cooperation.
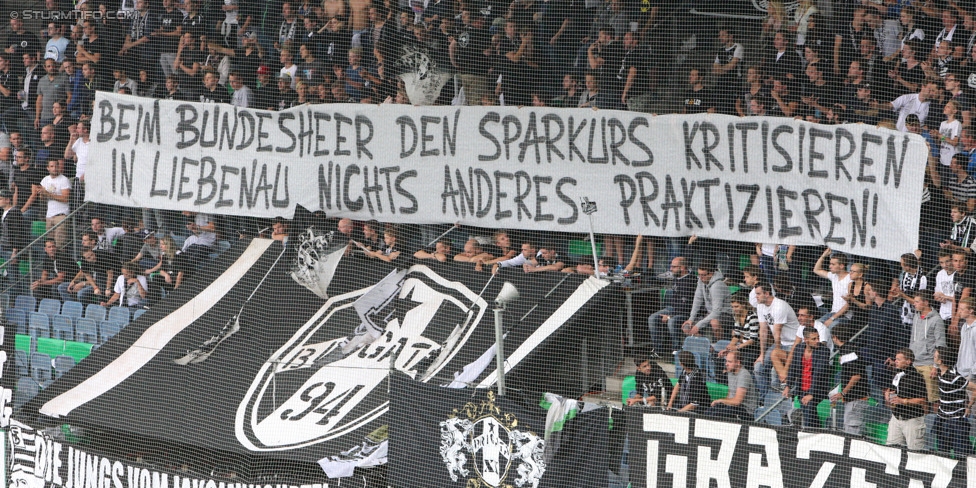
[0,201,90,297]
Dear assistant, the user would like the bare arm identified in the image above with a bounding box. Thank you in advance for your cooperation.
[813,247,831,278]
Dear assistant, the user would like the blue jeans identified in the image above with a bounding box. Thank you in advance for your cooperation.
[754,347,775,402]
[647,307,686,352]
[818,310,850,329]
[791,396,822,429]
[935,416,973,457]
[704,403,752,421]
[58,282,96,304]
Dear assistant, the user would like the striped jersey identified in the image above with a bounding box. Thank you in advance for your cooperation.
[938,367,970,419]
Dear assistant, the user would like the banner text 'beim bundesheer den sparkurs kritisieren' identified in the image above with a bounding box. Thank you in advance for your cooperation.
[86,93,927,260]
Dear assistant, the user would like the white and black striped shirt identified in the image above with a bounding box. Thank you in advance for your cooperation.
[938,367,969,419]
[732,312,759,343]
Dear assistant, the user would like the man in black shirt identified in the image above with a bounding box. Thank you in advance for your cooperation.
[765,30,802,83]
[4,18,41,75]
[119,0,155,76]
[197,72,230,103]
[0,189,27,264]
[275,73,298,110]
[667,350,711,412]
[618,32,647,109]
[885,348,929,451]
[587,27,624,110]
[77,20,112,88]
[10,148,43,218]
[59,247,117,303]
[625,356,670,406]
[0,55,15,116]
[31,238,68,299]
[450,10,490,105]
[682,68,715,114]
[155,0,185,79]
[319,16,351,71]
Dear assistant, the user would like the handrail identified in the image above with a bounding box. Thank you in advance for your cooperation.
[0,201,90,296]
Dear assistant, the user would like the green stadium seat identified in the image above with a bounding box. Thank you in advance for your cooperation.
[35,337,65,358]
[31,221,46,237]
[621,376,636,404]
[863,422,888,444]
[568,240,601,257]
[16,334,93,364]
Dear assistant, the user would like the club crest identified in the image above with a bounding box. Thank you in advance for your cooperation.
[236,265,488,451]
[439,391,546,488]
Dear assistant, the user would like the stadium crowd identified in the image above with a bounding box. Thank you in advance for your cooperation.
[5,0,976,457]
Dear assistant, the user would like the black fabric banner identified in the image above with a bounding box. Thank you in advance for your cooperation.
[537,409,609,488]
[388,372,609,488]
[12,234,612,480]
[625,409,971,488]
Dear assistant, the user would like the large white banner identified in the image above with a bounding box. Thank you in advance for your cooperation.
[87,93,927,260]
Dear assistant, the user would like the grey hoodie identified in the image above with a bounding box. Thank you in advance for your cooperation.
[910,310,945,367]
[688,270,732,326]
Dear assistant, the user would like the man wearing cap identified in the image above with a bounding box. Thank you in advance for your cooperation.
[130,231,161,273]
[0,188,27,269]
[846,83,879,125]
[254,66,275,110]
[276,73,298,110]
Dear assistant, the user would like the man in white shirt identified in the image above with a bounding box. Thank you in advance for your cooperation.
[793,305,832,354]
[755,283,800,398]
[101,262,148,308]
[890,80,938,132]
[933,250,956,321]
[35,159,69,248]
[64,120,89,183]
[956,297,976,379]
[90,216,126,252]
[813,248,851,327]
[182,211,217,259]
[492,241,536,274]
